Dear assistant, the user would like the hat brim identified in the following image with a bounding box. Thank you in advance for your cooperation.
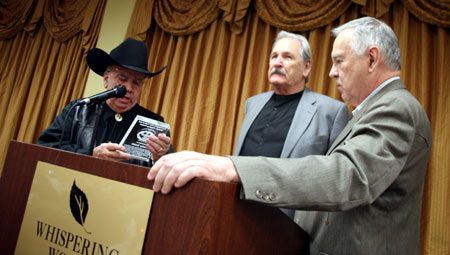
[86,48,166,78]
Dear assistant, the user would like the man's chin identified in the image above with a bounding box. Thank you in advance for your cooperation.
[270,81,288,87]
[269,76,287,84]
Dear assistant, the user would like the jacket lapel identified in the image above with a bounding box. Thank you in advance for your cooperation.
[281,87,317,157]
[326,79,406,155]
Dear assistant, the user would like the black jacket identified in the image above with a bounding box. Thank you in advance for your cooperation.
[38,101,173,166]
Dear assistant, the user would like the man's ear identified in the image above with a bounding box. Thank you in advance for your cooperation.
[303,59,312,78]
[103,71,109,88]
[368,46,380,72]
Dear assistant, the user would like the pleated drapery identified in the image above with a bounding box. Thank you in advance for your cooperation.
[0,0,107,170]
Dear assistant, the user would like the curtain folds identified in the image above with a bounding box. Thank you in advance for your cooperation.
[126,0,156,40]
[125,0,449,40]
[0,0,94,42]
[0,0,106,173]
[128,0,252,38]
[2,0,448,42]
[43,0,90,41]
[357,0,396,18]
[153,0,222,35]
[400,0,450,27]
[219,0,251,34]
[0,0,36,40]
[254,0,353,31]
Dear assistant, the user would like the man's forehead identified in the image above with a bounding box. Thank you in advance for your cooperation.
[272,37,302,53]
[334,29,354,46]
[331,32,353,56]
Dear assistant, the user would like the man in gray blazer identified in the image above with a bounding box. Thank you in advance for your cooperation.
[148,17,432,255]
[234,31,351,218]
[235,87,350,158]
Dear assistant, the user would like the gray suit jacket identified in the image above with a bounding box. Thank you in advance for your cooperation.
[234,87,351,158]
[230,80,432,255]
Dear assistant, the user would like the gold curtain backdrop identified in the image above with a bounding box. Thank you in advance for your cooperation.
[254,0,354,31]
[0,0,106,168]
[153,0,222,35]
[0,0,449,254]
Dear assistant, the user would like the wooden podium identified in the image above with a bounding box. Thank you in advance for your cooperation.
[0,141,308,254]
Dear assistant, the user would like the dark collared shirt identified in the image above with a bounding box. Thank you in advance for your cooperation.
[97,103,139,145]
[240,91,303,157]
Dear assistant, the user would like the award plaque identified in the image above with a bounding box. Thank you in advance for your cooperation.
[119,115,170,162]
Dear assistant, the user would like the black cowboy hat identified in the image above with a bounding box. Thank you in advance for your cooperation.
[86,37,166,78]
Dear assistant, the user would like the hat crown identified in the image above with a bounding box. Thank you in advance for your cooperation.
[86,37,166,78]
[110,38,149,71]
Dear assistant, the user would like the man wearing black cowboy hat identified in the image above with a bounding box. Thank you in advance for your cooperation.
[38,38,173,166]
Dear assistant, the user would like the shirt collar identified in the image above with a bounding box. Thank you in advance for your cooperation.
[103,102,139,121]
[352,76,400,116]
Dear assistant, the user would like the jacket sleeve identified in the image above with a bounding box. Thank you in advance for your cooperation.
[329,102,351,147]
[37,101,89,155]
[231,91,430,212]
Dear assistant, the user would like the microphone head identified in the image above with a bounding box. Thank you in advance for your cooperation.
[114,85,127,98]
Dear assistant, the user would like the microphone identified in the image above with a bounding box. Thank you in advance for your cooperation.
[76,85,126,105]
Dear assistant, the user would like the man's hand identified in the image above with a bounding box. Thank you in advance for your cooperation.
[147,151,240,194]
[92,142,131,162]
[146,133,171,162]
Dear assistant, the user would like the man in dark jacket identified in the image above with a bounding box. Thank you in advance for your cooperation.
[38,38,173,166]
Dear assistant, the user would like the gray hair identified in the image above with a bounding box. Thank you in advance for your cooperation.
[272,30,312,82]
[331,17,401,70]
[273,30,312,64]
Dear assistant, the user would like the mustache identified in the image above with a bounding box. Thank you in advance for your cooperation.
[269,67,286,76]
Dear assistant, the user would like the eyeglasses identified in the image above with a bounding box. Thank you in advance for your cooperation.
[109,67,145,86]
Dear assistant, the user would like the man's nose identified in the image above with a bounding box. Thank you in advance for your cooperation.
[329,65,337,78]
[122,81,133,92]
[276,55,284,64]
[271,56,283,67]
